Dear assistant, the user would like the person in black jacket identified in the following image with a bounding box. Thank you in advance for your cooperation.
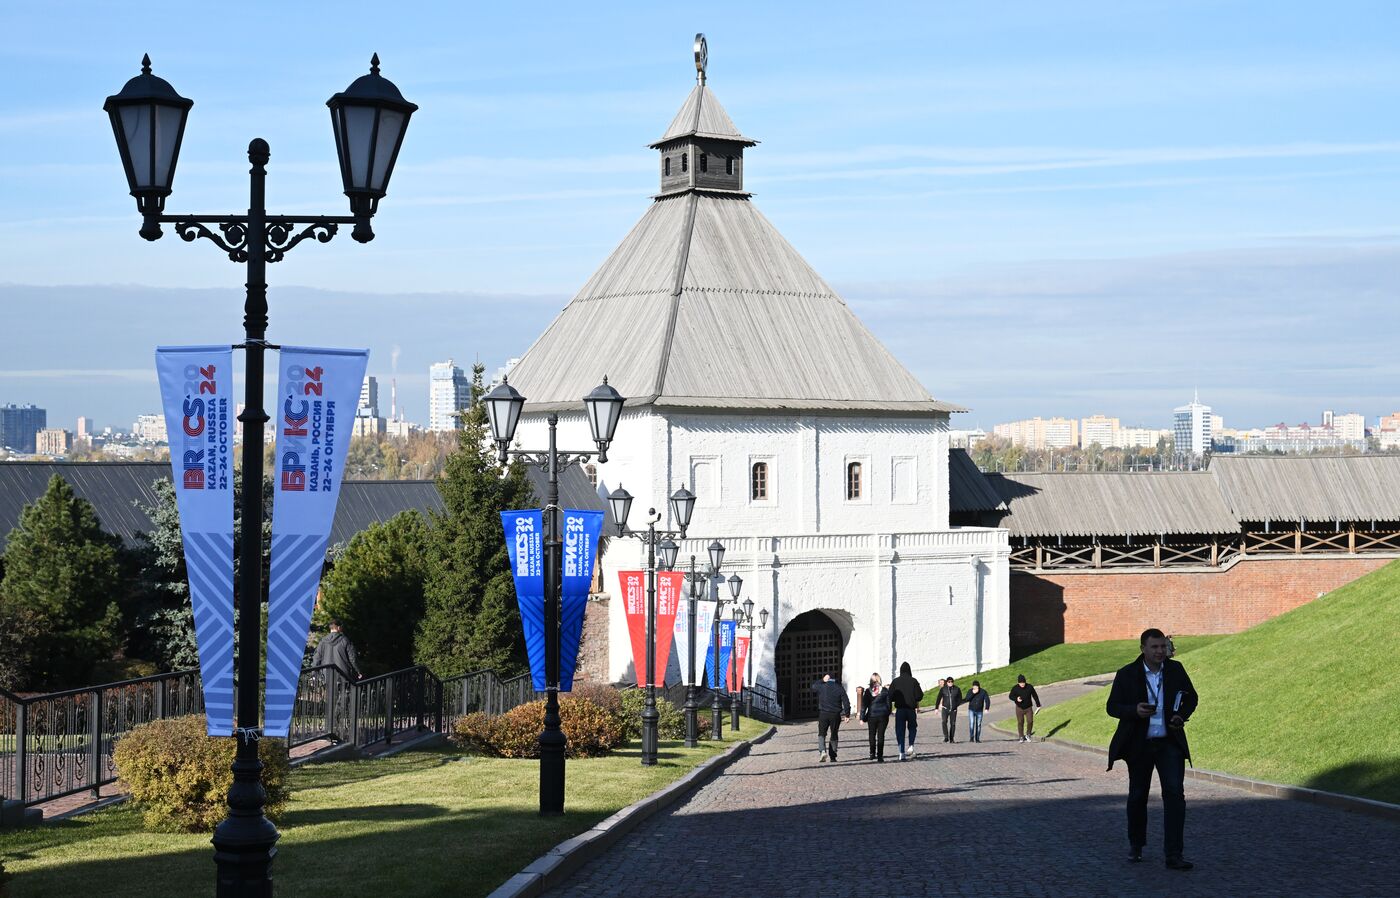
[888,662,924,761]
[964,680,991,742]
[859,673,892,761]
[312,618,361,742]
[934,676,963,742]
[1106,627,1199,871]
[811,673,851,763]
[1008,675,1041,743]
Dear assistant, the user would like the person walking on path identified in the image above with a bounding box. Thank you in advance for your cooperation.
[811,673,851,763]
[312,618,361,742]
[964,680,991,742]
[888,662,924,761]
[935,676,963,743]
[1009,675,1041,743]
[1107,627,1199,871]
[860,673,892,761]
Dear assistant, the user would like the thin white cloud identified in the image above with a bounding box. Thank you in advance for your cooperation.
[0,369,156,381]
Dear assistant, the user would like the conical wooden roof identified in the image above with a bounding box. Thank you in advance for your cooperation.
[506,84,963,416]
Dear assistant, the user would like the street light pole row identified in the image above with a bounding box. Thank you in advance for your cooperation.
[605,485,695,766]
[105,54,416,898]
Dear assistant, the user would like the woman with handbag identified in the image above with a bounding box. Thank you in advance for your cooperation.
[860,672,893,762]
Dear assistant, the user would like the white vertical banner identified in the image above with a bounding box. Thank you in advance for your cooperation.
[154,346,236,736]
[673,589,716,687]
[264,346,368,737]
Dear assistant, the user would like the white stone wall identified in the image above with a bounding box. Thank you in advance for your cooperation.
[515,407,1008,692]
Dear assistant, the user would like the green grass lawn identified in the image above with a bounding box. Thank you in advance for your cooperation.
[921,634,1227,703]
[1024,559,1400,805]
[0,719,767,898]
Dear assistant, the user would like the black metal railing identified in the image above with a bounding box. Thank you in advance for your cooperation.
[440,668,539,721]
[0,669,203,808]
[742,682,785,722]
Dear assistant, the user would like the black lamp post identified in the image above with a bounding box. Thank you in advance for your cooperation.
[736,597,769,718]
[608,485,695,765]
[709,571,743,739]
[484,376,625,814]
[105,54,414,897]
[682,543,725,747]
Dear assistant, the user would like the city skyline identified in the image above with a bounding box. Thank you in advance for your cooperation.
[3,3,1400,430]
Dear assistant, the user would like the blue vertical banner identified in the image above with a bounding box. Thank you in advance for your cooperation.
[704,619,736,691]
[559,509,603,691]
[155,346,235,736]
[264,347,369,737]
[502,509,545,691]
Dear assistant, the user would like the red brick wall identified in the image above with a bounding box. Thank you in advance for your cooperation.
[574,595,611,685]
[1011,555,1394,646]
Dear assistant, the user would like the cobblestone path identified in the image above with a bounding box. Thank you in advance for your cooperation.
[553,718,1400,897]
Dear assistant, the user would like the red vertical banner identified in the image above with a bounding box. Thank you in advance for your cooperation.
[620,571,648,686]
[733,636,750,692]
[653,570,684,687]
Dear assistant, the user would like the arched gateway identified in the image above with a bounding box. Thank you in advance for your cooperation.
[775,610,845,719]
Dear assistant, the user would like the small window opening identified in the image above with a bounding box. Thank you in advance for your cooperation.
[700,152,708,173]
[681,153,688,173]
[751,462,768,501]
[584,463,598,487]
[664,157,671,176]
[846,462,863,500]
[726,156,734,175]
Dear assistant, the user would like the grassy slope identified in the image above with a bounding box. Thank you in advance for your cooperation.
[1026,560,1400,805]
[921,635,1226,702]
[0,719,767,898]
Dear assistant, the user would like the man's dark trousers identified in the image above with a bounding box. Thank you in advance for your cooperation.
[941,708,958,741]
[818,712,842,759]
[895,707,918,752]
[1127,737,1186,857]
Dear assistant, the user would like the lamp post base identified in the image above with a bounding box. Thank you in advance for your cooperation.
[731,692,741,731]
[683,685,698,748]
[641,690,660,766]
[211,741,279,898]
[539,688,566,815]
[711,692,724,740]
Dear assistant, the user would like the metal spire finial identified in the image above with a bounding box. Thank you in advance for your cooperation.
[370,53,381,76]
[694,33,708,85]
[141,53,152,75]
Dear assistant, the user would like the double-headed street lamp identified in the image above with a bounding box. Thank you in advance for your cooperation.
[681,540,726,747]
[710,569,744,739]
[606,484,696,765]
[731,599,769,725]
[105,54,414,897]
[482,377,625,814]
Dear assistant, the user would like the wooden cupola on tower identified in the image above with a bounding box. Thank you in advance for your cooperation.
[651,34,757,196]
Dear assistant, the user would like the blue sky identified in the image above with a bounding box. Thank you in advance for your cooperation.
[3,1,1400,431]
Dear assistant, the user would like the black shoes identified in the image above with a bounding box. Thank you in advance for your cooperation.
[1128,847,1143,863]
[1165,856,1194,871]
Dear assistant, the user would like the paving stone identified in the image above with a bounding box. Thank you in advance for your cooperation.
[550,722,1400,897]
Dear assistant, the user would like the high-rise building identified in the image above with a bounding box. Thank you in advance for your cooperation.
[1331,412,1366,444]
[1120,427,1171,449]
[1079,415,1120,448]
[76,416,94,440]
[1173,393,1212,456]
[992,416,1079,449]
[133,414,168,444]
[429,361,470,431]
[358,376,380,418]
[0,404,47,453]
[36,428,73,455]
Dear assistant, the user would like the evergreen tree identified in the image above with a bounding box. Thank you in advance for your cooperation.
[317,510,429,675]
[0,475,123,689]
[416,363,536,677]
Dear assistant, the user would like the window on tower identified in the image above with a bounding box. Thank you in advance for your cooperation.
[700,152,708,173]
[846,462,863,500]
[751,462,768,500]
[664,157,671,176]
[681,153,688,172]
[726,155,734,175]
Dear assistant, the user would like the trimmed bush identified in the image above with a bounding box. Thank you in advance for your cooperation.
[449,695,625,758]
[618,688,707,741]
[569,683,623,717]
[113,715,290,832]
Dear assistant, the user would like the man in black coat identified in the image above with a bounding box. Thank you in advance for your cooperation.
[1106,627,1199,871]
[934,676,963,743]
[312,618,361,742]
[811,673,851,763]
